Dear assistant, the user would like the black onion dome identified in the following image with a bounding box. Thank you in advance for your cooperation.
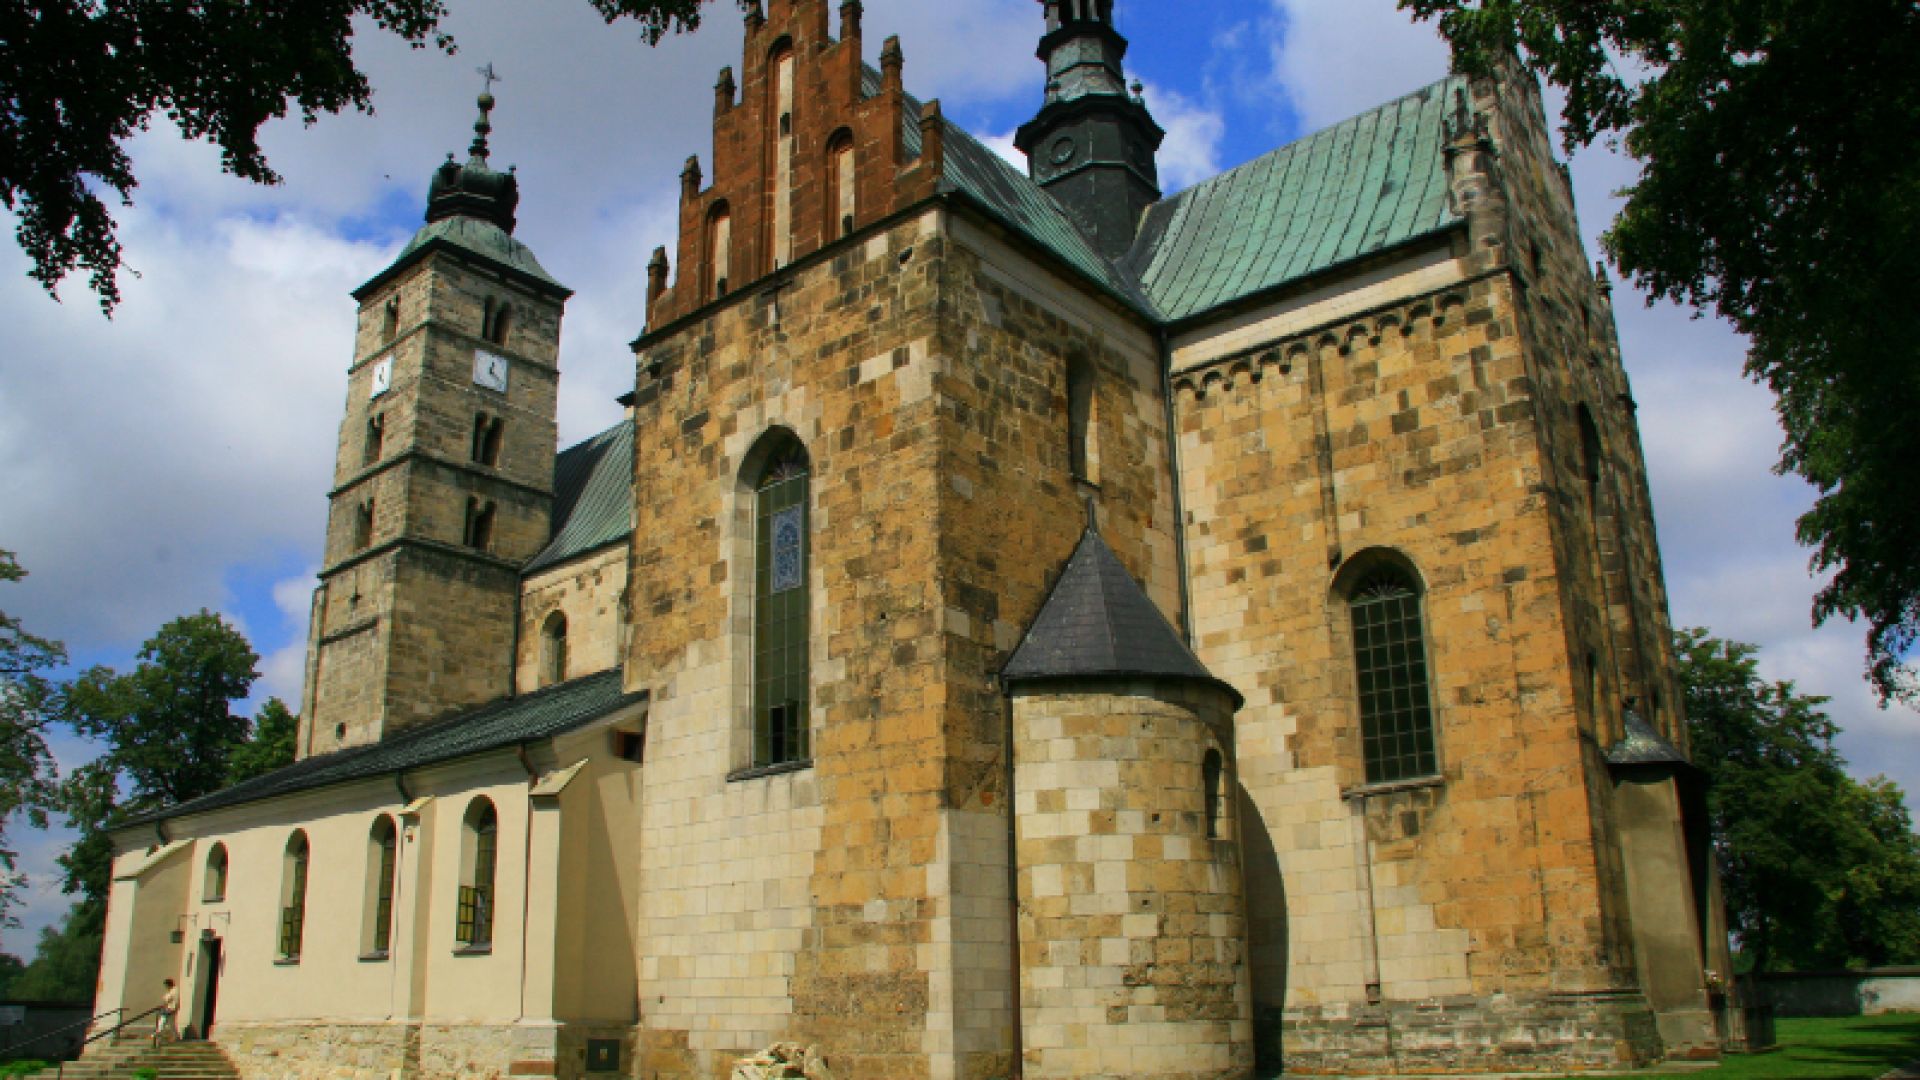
[426,92,520,233]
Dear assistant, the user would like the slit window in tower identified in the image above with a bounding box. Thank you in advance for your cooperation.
[472,412,505,467]
[382,297,400,341]
[753,436,810,768]
[1351,566,1438,784]
[1202,749,1224,840]
[364,413,385,466]
[1066,357,1100,484]
[465,498,496,552]
[354,500,375,551]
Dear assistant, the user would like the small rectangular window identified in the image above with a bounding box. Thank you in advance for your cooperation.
[365,413,385,466]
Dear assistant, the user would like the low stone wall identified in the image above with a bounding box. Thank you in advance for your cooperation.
[0,1000,91,1062]
[1274,990,1663,1075]
[213,1020,640,1079]
[1756,968,1920,1018]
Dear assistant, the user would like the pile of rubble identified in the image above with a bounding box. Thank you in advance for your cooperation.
[729,1042,836,1080]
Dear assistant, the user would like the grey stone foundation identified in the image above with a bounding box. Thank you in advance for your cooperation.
[1266,990,1664,1075]
[212,1020,641,1079]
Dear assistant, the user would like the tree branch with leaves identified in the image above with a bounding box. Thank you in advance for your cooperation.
[1402,0,1920,704]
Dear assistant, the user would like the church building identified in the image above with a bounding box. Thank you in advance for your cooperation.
[93,1,1733,1076]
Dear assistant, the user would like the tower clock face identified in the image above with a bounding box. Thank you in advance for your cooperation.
[370,355,393,398]
[473,350,510,393]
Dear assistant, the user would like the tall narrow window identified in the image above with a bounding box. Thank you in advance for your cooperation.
[471,412,504,467]
[752,434,811,768]
[1202,750,1225,840]
[464,498,496,552]
[827,129,856,238]
[488,303,512,346]
[204,843,229,903]
[706,202,733,300]
[540,612,569,687]
[1577,405,1604,522]
[365,413,386,467]
[1066,357,1100,484]
[365,817,398,957]
[456,799,497,950]
[1350,564,1439,784]
[382,297,400,341]
[278,831,310,962]
[768,44,796,268]
[355,500,375,551]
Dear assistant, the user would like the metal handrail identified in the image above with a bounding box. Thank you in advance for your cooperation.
[0,1005,122,1060]
[39,1006,165,1080]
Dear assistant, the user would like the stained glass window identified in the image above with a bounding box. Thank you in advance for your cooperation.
[1351,567,1439,784]
[754,439,810,768]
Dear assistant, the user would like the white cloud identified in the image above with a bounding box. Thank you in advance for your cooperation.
[1264,0,1452,130]
[1139,82,1225,193]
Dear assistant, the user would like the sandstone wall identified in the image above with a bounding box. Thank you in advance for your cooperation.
[519,546,630,689]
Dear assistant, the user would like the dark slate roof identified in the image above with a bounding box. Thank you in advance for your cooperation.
[125,671,643,827]
[526,418,634,574]
[1606,710,1693,768]
[1125,76,1467,323]
[1002,523,1242,707]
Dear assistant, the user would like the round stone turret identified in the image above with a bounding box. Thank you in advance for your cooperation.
[1002,521,1253,1078]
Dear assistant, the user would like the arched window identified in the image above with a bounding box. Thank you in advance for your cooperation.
[382,297,400,341]
[540,612,569,687]
[203,843,229,903]
[456,799,498,950]
[364,817,398,957]
[752,433,811,768]
[1202,750,1224,840]
[278,831,310,962]
[488,303,511,347]
[1066,356,1100,483]
[1348,562,1439,784]
[826,129,857,239]
[706,202,733,300]
[355,499,375,551]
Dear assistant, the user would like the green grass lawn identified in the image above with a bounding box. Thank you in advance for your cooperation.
[1564,1016,1920,1079]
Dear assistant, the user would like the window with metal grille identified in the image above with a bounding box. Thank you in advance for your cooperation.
[1350,567,1439,784]
[456,801,497,949]
[278,832,309,961]
[368,817,398,956]
[753,438,810,768]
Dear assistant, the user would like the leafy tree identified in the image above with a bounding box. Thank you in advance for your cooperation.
[62,611,259,809]
[7,901,105,1003]
[1678,628,1920,971]
[1401,0,1920,704]
[0,552,64,928]
[226,697,299,786]
[2,0,744,313]
[0,951,24,999]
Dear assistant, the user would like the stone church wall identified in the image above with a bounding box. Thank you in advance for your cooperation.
[518,545,629,689]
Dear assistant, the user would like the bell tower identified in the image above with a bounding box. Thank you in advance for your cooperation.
[1014,0,1164,261]
[298,92,572,758]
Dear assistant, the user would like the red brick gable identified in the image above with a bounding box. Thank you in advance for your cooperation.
[645,0,946,329]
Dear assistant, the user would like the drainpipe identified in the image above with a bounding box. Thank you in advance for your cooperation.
[1001,688,1024,1078]
[1158,326,1194,643]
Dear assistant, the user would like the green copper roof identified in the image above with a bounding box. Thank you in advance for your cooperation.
[1126,76,1466,323]
[527,418,634,574]
[125,671,643,827]
[357,215,569,301]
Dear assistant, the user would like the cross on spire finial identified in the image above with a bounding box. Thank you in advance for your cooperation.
[469,65,501,162]
[477,62,502,95]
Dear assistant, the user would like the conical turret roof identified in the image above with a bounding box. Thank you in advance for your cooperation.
[1002,515,1241,707]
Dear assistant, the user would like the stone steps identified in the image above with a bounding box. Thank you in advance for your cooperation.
[24,1040,240,1080]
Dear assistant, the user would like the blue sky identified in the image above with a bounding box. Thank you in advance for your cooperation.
[2,0,1914,955]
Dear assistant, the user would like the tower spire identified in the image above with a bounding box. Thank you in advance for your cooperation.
[1014,0,1163,261]
[426,79,521,234]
